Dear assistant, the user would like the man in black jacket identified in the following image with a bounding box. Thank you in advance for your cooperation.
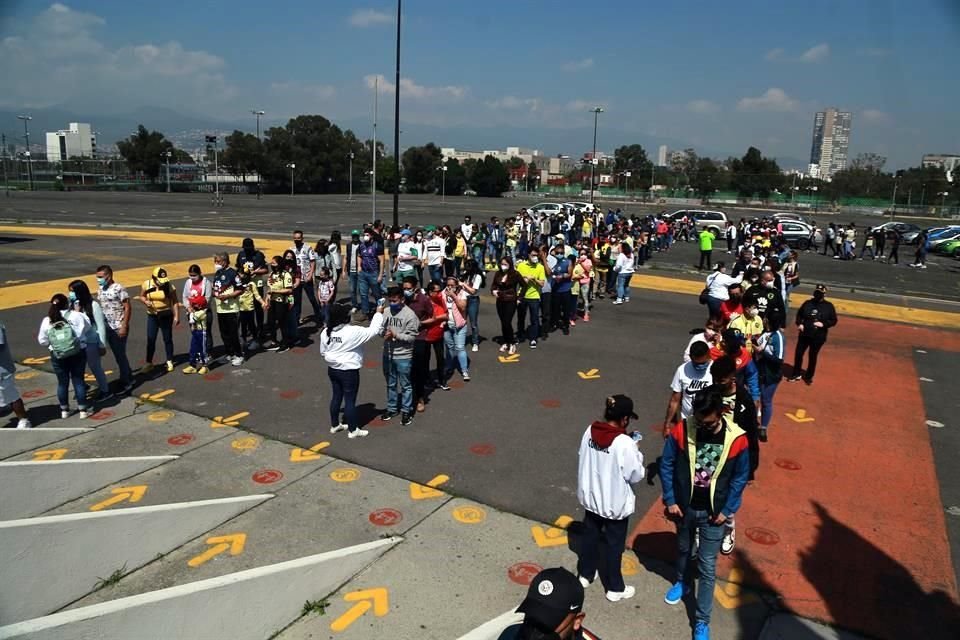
[790,283,838,385]
[743,270,786,330]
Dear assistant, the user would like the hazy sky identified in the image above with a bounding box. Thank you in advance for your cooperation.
[2,1,958,168]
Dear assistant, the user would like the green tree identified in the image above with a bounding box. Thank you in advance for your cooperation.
[470,155,510,197]
[375,157,400,194]
[401,143,442,193]
[730,147,784,199]
[526,161,539,191]
[222,130,262,182]
[613,144,653,189]
[442,158,467,196]
[116,125,175,182]
[260,115,366,194]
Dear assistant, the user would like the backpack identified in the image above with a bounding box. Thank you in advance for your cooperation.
[48,313,81,359]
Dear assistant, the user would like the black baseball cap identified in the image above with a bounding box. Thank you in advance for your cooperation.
[605,394,639,420]
[516,568,584,630]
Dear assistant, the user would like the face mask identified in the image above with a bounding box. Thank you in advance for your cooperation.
[529,256,539,264]
[294,240,303,248]
[500,264,508,271]
[764,281,774,289]
[389,302,403,314]
[745,308,758,318]
[96,276,108,289]
[352,238,359,244]
[68,291,77,303]
[729,294,741,303]
[191,276,201,283]
[215,264,223,272]
[813,291,825,301]
[704,328,717,340]
[430,292,443,302]
[270,264,278,271]
[692,361,710,373]
[403,289,414,299]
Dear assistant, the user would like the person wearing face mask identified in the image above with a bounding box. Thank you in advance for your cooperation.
[67,280,110,400]
[683,316,723,363]
[491,256,522,354]
[138,267,180,374]
[550,246,574,333]
[742,271,786,331]
[790,284,837,385]
[0,317,32,429]
[718,284,743,325]
[506,567,600,640]
[263,256,295,353]
[355,229,384,319]
[344,230,362,313]
[181,264,211,374]
[282,249,303,345]
[380,285,419,426]
[94,265,133,394]
[235,237,268,341]
[575,394,645,602]
[516,249,546,349]
[727,303,763,354]
[572,250,593,323]
[211,252,245,366]
[290,230,320,325]
[422,227,446,284]
[402,275,441,413]
[663,341,714,437]
[755,315,785,443]
[656,387,750,640]
[458,258,484,352]
[701,262,743,320]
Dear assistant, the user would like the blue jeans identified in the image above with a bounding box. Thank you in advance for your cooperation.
[327,367,360,431]
[146,312,174,363]
[85,342,110,398]
[706,296,723,318]
[348,272,360,308]
[444,324,469,377]
[383,354,413,414]
[616,273,631,300]
[519,298,540,342]
[466,295,480,345]
[675,508,725,625]
[105,326,132,386]
[428,264,444,285]
[760,381,779,428]
[293,280,321,321]
[51,351,89,411]
[358,271,381,315]
[189,328,208,365]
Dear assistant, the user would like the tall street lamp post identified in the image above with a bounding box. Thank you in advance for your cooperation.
[17,115,33,191]
[287,163,295,196]
[437,162,447,202]
[588,107,603,205]
[392,0,402,228]
[1,133,8,196]
[163,150,172,193]
[251,110,264,199]
[348,152,354,200]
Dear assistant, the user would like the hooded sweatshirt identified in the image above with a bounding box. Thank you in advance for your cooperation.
[319,313,385,370]
[577,421,646,520]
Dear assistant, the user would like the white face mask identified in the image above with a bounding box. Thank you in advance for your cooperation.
[500,264,508,272]
[764,281,775,289]
[529,256,539,264]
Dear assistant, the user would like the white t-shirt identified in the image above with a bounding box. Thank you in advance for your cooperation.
[396,240,418,273]
[424,238,445,266]
[670,361,714,419]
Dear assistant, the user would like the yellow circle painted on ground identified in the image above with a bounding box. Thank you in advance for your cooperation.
[231,436,261,451]
[452,505,487,524]
[15,371,39,380]
[329,468,360,483]
[621,555,639,576]
[148,410,175,423]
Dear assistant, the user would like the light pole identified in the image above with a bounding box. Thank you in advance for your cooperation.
[348,152,354,200]
[920,183,926,209]
[810,185,819,214]
[940,191,949,218]
[251,110,264,199]
[625,170,631,196]
[162,150,172,192]
[891,177,899,221]
[286,163,295,196]
[1,133,8,196]
[589,106,603,205]
[372,75,378,223]
[17,115,33,191]
[392,0,402,228]
[437,162,447,202]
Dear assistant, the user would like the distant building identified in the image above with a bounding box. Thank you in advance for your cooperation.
[441,146,540,165]
[45,123,96,162]
[657,145,668,167]
[922,154,960,182]
[808,108,852,180]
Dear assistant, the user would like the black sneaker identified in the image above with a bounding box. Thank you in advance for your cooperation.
[276,345,290,354]
[788,375,802,382]
[437,381,451,391]
[759,428,768,443]
[529,340,537,349]
[401,412,414,426]
[381,411,397,421]
[265,342,281,352]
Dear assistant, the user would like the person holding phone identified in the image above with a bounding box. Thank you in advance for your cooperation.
[440,276,470,384]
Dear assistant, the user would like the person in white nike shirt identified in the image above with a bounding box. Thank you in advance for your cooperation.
[575,394,645,603]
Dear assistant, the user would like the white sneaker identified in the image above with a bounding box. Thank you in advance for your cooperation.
[605,585,636,602]
[78,410,91,420]
[60,409,70,420]
[471,344,478,352]
[578,571,598,589]
[16,418,32,429]
[330,423,349,434]
[230,356,244,366]
[613,298,623,305]
[347,428,369,439]
[721,528,736,555]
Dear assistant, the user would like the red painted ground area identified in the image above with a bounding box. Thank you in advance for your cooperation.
[631,316,960,639]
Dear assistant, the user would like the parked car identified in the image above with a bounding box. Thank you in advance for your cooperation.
[771,212,811,224]
[527,202,565,216]
[868,221,922,244]
[925,225,960,243]
[665,209,728,234]
[778,220,814,250]
[929,229,960,250]
[563,201,597,214]
[936,238,960,257]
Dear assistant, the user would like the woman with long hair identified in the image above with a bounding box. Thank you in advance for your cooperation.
[38,293,92,419]
[328,230,343,295]
[490,255,522,354]
[319,302,385,439]
[459,258,484,352]
[68,279,111,399]
[138,267,180,373]
[613,242,635,305]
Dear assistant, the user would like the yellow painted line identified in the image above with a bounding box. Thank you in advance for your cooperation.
[0,225,289,311]
[409,474,449,500]
[530,514,574,548]
[628,273,960,330]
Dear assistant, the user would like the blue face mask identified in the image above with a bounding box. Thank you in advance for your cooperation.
[403,289,414,299]
[692,361,710,373]
[389,302,404,314]
[68,291,77,303]
[96,276,108,289]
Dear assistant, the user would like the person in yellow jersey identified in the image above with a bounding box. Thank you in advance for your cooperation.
[237,266,266,355]
[515,247,547,349]
[727,302,764,354]
[138,267,180,373]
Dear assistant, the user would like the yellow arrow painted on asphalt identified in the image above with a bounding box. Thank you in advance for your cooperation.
[187,533,247,568]
[409,474,449,500]
[84,370,114,382]
[89,485,147,511]
[138,389,176,403]
[714,565,759,609]
[290,441,330,462]
[531,515,574,548]
[785,408,815,423]
[33,448,68,461]
[22,356,51,365]
[330,588,389,632]
[498,354,520,363]
[577,368,601,380]
[14,370,39,380]
[210,411,250,428]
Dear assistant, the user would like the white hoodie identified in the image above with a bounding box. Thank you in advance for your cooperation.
[577,425,645,520]
[319,312,385,370]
